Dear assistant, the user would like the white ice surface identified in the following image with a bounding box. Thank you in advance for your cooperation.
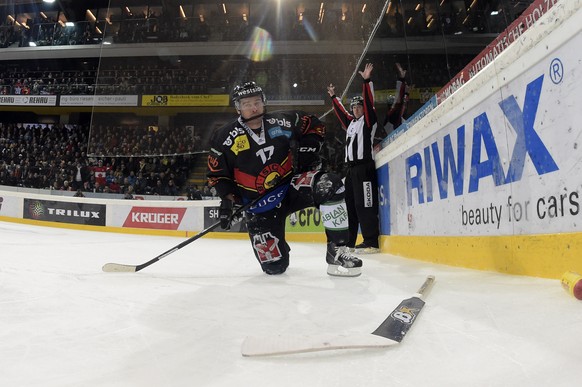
[1,221,581,387]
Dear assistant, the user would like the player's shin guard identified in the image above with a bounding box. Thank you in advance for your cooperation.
[316,173,362,277]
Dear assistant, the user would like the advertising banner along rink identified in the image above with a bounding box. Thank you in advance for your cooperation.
[383,27,581,237]
[23,199,106,226]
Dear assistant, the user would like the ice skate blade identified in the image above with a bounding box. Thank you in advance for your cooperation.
[354,247,380,254]
[327,264,362,277]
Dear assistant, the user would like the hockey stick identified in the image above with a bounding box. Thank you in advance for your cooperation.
[102,176,292,273]
[241,275,435,357]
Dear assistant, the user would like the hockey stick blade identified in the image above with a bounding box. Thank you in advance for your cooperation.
[371,275,435,342]
[241,334,397,357]
[241,275,435,357]
[102,263,138,273]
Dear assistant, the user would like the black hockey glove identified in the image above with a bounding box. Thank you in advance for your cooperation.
[296,134,323,173]
[219,199,234,230]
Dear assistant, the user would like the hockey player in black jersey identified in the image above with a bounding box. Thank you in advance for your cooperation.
[207,81,362,276]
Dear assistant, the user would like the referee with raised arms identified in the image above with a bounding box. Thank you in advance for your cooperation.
[327,63,380,254]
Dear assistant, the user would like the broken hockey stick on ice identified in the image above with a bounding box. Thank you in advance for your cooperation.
[241,275,435,357]
[102,176,292,273]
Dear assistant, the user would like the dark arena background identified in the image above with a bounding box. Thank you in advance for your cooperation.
[1,0,535,196]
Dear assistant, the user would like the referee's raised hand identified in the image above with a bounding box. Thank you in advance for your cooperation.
[359,63,373,80]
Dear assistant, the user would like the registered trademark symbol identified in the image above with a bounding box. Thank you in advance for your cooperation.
[549,58,564,84]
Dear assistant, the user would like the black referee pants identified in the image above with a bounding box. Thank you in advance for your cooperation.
[344,160,379,248]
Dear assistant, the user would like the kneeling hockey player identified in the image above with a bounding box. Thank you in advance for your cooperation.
[207,81,362,276]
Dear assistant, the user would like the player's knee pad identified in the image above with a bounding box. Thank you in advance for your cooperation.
[312,172,345,206]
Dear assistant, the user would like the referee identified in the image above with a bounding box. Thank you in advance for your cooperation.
[327,63,380,254]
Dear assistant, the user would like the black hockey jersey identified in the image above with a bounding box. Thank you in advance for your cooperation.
[207,110,325,203]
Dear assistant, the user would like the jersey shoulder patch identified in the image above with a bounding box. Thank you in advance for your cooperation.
[231,134,251,155]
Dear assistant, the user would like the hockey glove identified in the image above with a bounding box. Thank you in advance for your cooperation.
[219,199,234,230]
[296,134,323,173]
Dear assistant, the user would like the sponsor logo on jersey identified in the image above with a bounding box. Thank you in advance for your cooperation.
[267,126,292,139]
[266,117,291,128]
[256,163,287,193]
[123,207,186,230]
[363,181,373,207]
[231,135,251,155]
[248,184,289,213]
[222,127,245,147]
[207,154,220,172]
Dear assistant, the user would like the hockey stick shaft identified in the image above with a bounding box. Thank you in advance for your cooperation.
[102,176,292,273]
[102,219,224,272]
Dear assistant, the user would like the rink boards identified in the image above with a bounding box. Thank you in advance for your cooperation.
[375,0,582,278]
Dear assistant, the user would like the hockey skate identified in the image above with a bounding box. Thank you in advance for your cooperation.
[326,243,362,277]
[354,242,380,254]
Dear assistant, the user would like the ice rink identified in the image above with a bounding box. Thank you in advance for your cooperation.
[1,221,581,387]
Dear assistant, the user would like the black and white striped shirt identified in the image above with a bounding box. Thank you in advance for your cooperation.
[330,80,378,163]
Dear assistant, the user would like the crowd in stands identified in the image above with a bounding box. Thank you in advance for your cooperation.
[0,54,472,99]
[0,122,200,198]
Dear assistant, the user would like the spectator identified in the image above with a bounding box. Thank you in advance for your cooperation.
[187,185,203,200]
[124,185,135,199]
[383,62,410,134]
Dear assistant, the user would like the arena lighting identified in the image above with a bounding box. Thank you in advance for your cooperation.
[222,3,227,14]
[491,10,500,15]
[86,10,96,22]
[179,5,186,19]
[43,0,55,3]
[415,3,421,11]
[29,41,37,46]
[361,4,366,13]
[65,22,74,27]
[40,12,47,19]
